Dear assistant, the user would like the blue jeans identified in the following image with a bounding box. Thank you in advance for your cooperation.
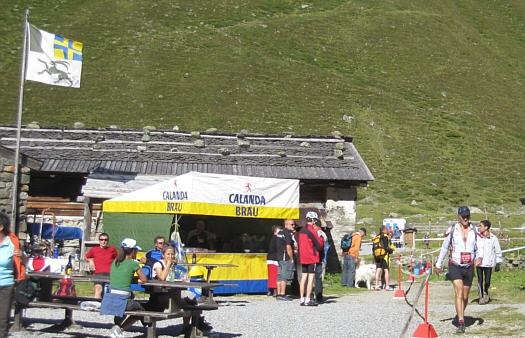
[341,255,356,287]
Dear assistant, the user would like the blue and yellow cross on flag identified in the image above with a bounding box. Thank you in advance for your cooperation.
[53,35,83,61]
[25,23,83,88]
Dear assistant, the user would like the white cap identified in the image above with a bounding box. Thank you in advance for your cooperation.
[121,238,142,250]
[306,211,318,220]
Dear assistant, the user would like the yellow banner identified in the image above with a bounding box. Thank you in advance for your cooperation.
[103,201,299,219]
[187,253,267,280]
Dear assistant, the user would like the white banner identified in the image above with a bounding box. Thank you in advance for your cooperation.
[25,23,83,88]
[104,171,300,219]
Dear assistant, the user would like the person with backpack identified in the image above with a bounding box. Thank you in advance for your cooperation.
[435,206,482,334]
[139,236,166,267]
[476,220,502,305]
[86,233,118,298]
[341,228,366,288]
[100,238,148,338]
[0,212,15,338]
[373,225,393,291]
[298,212,324,306]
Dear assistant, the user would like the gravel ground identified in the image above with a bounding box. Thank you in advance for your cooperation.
[8,282,525,338]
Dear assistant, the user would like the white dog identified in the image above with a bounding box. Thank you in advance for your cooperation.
[354,262,376,289]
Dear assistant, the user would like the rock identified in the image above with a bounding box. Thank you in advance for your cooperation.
[137,145,147,152]
[343,115,354,123]
[193,140,205,148]
[389,212,399,218]
[191,131,201,138]
[300,142,310,147]
[109,125,119,129]
[73,122,85,129]
[411,200,418,206]
[334,149,344,159]
[331,131,342,139]
[441,91,447,97]
[335,142,345,150]
[143,126,156,131]
[173,125,179,131]
[141,134,151,142]
[206,128,218,133]
[277,151,286,157]
[358,218,374,224]
[469,206,483,214]
[27,122,40,129]
[496,210,504,215]
[237,139,250,148]
[218,148,230,155]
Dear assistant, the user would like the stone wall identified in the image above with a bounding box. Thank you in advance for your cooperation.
[325,186,357,255]
[0,155,30,237]
[502,254,525,270]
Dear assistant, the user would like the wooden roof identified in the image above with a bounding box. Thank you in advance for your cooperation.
[0,125,374,182]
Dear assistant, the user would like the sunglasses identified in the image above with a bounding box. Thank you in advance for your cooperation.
[156,242,165,245]
[99,238,108,242]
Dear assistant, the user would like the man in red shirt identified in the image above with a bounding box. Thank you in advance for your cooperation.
[298,212,324,306]
[85,233,117,298]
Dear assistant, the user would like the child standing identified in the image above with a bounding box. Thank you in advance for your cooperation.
[477,220,503,304]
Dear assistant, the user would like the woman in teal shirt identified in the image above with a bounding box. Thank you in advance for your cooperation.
[100,238,147,337]
[0,213,14,338]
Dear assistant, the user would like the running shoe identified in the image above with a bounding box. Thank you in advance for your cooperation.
[456,323,465,334]
[109,325,123,338]
[304,300,318,307]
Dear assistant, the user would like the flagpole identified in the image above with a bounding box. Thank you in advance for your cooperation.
[11,9,29,236]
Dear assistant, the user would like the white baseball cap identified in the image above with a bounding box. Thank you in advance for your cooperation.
[306,211,318,219]
[121,238,142,250]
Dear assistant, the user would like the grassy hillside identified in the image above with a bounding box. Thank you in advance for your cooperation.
[1,0,524,224]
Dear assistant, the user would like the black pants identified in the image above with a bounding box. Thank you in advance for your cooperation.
[0,284,14,338]
[314,263,323,300]
[476,266,492,295]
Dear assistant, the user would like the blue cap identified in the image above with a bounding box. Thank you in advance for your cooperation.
[458,206,470,217]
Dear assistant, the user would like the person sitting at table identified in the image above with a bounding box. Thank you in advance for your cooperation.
[144,245,212,332]
[100,238,147,338]
[86,233,118,298]
[144,245,176,312]
[186,219,215,250]
[139,236,166,267]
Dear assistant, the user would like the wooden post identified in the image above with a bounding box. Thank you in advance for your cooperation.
[80,197,92,271]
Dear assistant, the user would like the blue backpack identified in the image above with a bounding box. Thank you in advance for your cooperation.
[341,234,353,252]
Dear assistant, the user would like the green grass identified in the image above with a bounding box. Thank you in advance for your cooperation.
[1,0,525,218]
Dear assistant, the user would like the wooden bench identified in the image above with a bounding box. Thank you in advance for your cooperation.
[20,299,218,337]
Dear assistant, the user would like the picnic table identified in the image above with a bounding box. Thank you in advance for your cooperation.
[13,271,223,337]
[179,263,238,283]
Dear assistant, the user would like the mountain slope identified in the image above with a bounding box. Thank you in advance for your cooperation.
[0,0,524,213]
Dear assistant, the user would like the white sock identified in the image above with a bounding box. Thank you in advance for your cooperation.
[300,297,305,302]
[305,297,310,303]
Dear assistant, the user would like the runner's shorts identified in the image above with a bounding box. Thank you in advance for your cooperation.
[374,256,388,269]
[277,260,295,282]
[301,263,315,274]
[448,263,474,286]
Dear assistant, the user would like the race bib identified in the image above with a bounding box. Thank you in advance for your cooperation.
[460,252,472,263]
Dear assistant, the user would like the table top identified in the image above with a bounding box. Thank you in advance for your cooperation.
[27,271,223,289]
[179,263,237,268]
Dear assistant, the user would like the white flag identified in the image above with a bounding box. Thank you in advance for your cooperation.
[25,24,83,88]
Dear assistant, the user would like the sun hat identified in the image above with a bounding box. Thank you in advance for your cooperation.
[121,238,142,250]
